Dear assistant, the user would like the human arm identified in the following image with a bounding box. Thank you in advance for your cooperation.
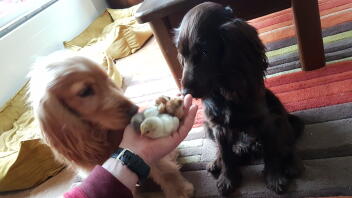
[105,94,198,192]
[63,94,198,197]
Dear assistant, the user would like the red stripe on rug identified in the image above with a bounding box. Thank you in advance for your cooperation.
[269,70,352,94]
[259,10,352,44]
[250,0,348,22]
[256,3,352,34]
[276,79,352,104]
[265,61,352,87]
[249,0,352,29]
[320,2,352,16]
[285,91,352,112]
[314,196,352,198]
[193,61,352,128]
[249,9,292,30]
[192,99,204,128]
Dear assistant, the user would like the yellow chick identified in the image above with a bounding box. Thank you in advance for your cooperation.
[130,96,184,139]
[140,114,179,138]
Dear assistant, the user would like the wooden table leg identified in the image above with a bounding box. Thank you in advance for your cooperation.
[149,18,182,88]
[292,0,325,71]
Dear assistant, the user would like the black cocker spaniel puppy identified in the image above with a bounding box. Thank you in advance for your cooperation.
[175,2,305,196]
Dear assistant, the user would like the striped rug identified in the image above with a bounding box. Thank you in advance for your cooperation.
[121,0,352,197]
[192,60,352,129]
[189,0,352,130]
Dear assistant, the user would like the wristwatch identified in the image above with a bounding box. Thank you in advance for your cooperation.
[111,148,150,183]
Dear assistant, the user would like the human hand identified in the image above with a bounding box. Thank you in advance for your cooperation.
[119,94,198,165]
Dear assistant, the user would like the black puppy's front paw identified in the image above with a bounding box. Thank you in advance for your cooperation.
[207,160,222,178]
[265,172,289,194]
[216,173,240,196]
[285,156,305,179]
[285,162,304,179]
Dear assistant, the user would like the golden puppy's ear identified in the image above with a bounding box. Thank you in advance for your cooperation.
[37,93,110,169]
[37,93,86,161]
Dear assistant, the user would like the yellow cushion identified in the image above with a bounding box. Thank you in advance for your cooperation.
[64,4,153,88]
[0,84,28,133]
[107,4,141,21]
[63,11,114,50]
[0,84,65,192]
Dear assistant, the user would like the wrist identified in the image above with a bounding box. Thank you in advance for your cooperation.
[110,148,151,184]
[131,149,152,165]
[118,145,152,165]
[102,158,138,192]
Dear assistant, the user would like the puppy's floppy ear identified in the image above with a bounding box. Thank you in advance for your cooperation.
[219,19,268,75]
[36,92,110,169]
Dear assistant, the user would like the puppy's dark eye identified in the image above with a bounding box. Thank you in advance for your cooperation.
[78,86,94,97]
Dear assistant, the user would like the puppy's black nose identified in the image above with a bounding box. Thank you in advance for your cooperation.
[181,88,191,96]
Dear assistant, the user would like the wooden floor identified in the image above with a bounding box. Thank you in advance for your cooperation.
[117,37,179,106]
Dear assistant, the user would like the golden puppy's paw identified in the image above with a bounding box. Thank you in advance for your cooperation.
[175,181,195,198]
[183,181,195,198]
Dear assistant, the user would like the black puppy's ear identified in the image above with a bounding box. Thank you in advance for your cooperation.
[219,19,260,47]
[219,19,268,75]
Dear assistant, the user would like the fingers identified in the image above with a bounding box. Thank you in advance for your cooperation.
[156,103,197,143]
[121,102,198,162]
[153,104,198,155]
[183,94,193,115]
[166,104,198,148]
[184,94,192,108]
[180,104,198,134]
[124,124,134,132]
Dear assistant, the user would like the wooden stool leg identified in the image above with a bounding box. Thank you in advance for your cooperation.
[292,0,325,71]
[149,18,182,88]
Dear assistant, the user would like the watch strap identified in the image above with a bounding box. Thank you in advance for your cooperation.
[111,148,150,183]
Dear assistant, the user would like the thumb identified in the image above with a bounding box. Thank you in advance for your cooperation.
[170,104,198,144]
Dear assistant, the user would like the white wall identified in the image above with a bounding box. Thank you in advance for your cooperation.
[0,0,107,106]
